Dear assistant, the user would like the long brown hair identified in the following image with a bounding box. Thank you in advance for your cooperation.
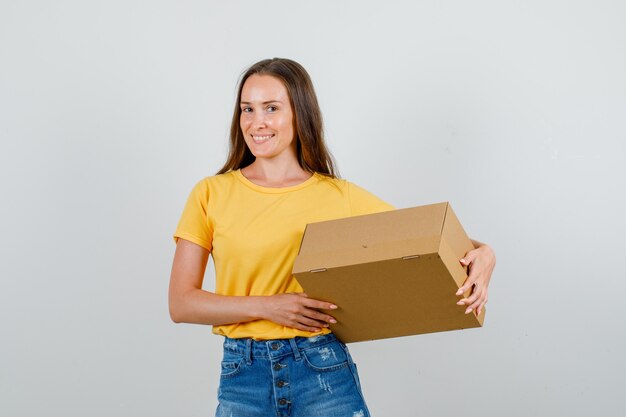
[217,58,337,177]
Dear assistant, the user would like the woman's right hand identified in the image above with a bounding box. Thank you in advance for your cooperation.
[258,293,338,332]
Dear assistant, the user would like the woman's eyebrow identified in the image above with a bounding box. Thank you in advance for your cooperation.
[240,100,284,105]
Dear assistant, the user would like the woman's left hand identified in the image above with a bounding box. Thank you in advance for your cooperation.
[455,242,496,316]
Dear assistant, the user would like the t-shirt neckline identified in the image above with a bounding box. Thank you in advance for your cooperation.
[233,169,320,194]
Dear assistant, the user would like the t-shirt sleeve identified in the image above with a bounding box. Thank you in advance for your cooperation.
[347,181,396,216]
[172,178,213,251]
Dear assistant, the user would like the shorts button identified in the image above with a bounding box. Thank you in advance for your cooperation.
[278,398,288,406]
[277,380,287,387]
[273,363,283,371]
[271,343,280,350]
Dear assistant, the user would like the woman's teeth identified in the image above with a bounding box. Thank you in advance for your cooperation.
[253,134,274,142]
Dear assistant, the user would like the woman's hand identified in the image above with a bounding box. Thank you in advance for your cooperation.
[258,293,338,333]
[455,242,496,316]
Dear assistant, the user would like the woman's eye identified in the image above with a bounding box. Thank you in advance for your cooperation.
[267,106,277,112]
[241,107,252,113]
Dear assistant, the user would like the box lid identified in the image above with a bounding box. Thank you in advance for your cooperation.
[294,202,453,274]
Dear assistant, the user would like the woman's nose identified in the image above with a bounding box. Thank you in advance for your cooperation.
[252,112,266,128]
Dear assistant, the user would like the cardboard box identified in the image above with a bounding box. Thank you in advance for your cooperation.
[293,202,485,343]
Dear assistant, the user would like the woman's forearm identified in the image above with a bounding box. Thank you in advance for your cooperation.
[169,288,265,325]
[169,289,337,333]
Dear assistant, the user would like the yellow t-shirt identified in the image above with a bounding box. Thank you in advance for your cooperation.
[173,169,394,340]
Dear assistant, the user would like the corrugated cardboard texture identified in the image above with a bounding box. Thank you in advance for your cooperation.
[294,202,485,343]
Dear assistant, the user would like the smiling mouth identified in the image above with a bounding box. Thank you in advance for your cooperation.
[252,134,274,142]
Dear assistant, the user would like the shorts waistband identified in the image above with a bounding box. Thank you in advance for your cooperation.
[222,333,342,361]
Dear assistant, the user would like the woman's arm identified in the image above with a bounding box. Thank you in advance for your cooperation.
[168,239,337,332]
[454,239,496,316]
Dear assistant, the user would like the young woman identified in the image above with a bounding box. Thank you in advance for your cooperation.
[169,58,496,417]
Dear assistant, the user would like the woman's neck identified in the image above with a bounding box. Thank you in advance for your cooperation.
[241,160,312,188]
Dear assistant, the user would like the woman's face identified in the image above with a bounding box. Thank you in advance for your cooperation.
[239,74,296,162]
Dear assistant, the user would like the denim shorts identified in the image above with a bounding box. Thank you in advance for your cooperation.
[215,333,370,417]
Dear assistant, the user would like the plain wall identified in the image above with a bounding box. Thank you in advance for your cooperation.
[1,1,625,416]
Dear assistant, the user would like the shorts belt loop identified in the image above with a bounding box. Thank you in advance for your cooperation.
[245,339,253,365]
[289,338,301,361]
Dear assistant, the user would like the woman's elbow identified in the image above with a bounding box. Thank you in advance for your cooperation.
[169,304,182,323]
[168,293,186,323]
[169,309,182,323]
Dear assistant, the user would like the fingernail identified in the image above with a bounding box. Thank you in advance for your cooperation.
[329,319,337,324]
[465,307,472,314]
[456,289,463,295]
[456,301,465,305]
[329,304,338,309]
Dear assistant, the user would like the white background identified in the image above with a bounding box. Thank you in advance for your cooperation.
[1,1,625,416]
